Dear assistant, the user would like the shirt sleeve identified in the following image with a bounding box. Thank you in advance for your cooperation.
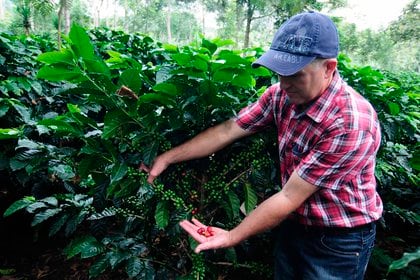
[234,85,277,132]
[296,129,377,190]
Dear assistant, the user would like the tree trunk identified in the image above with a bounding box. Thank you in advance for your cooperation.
[64,5,71,34]
[235,0,242,47]
[166,5,172,42]
[243,0,254,48]
[93,0,104,27]
[57,3,63,50]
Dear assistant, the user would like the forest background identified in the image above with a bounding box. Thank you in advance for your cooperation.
[0,0,419,279]
[0,0,419,72]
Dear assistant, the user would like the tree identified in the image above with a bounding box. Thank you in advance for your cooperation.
[9,0,72,48]
[11,0,53,35]
[334,19,359,54]
[115,0,199,44]
[70,0,91,28]
[57,0,73,49]
[203,0,346,48]
[388,0,419,43]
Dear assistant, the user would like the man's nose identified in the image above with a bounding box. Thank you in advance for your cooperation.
[279,76,291,90]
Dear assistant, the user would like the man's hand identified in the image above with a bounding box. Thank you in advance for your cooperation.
[139,119,251,184]
[179,218,234,253]
[139,155,169,184]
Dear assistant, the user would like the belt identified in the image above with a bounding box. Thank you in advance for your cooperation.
[293,221,375,235]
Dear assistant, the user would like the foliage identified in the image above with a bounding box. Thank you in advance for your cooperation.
[338,54,420,279]
[388,247,420,274]
[388,0,419,43]
[3,0,418,72]
[335,10,419,73]
[1,25,274,279]
[1,26,419,279]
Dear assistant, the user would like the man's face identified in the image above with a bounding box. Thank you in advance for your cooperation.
[278,60,330,106]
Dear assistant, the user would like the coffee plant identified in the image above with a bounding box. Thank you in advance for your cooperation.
[1,25,419,279]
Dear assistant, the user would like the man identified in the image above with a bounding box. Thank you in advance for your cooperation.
[141,11,383,279]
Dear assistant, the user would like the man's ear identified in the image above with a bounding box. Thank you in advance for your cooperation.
[324,59,337,77]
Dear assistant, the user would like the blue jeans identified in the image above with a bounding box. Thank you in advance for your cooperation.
[274,220,376,280]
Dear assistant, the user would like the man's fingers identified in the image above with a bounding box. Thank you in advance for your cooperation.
[191,218,206,228]
[139,162,157,184]
[139,162,150,172]
[195,241,211,253]
[194,237,223,253]
[147,175,156,185]
[179,220,207,243]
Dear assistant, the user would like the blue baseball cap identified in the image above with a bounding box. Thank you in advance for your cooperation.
[252,11,339,76]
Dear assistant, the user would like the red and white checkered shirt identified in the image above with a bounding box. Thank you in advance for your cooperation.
[235,71,383,227]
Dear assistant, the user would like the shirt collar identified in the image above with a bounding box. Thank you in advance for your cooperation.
[293,70,342,123]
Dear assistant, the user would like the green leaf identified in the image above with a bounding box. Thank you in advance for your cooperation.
[17,139,40,149]
[138,93,175,106]
[3,196,35,217]
[142,141,159,166]
[225,247,237,262]
[50,164,75,180]
[38,118,83,137]
[217,51,248,66]
[41,196,58,206]
[28,80,43,94]
[227,191,240,219]
[152,82,178,96]
[119,68,142,93]
[171,53,191,66]
[155,201,169,229]
[102,110,131,139]
[37,65,84,82]
[65,235,98,259]
[251,66,272,77]
[89,255,109,278]
[26,201,47,213]
[192,57,208,71]
[162,43,178,52]
[243,183,257,215]
[10,146,44,173]
[139,261,155,280]
[232,71,255,88]
[0,128,22,140]
[69,24,94,60]
[37,49,75,65]
[202,38,218,55]
[80,240,106,259]
[31,208,62,226]
[156,65,174,83]
[387,102,400,115]
[109,251,130,269]
[84,58,110,77]
[49,213,69,237]
[410,155,420,171]
[0,104,9,117]
[213,69,234,82]
[88,208,117,220]
[67,104,98,128]
[110,162,128,186]
[65,210,89,236]
[126,257,143,278]
[11,103,32,123]
[388,248,420,273]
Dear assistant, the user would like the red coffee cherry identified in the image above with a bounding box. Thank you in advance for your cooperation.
[197,227,214,237]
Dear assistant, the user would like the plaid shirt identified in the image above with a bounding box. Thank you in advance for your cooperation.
[235,71,383,227]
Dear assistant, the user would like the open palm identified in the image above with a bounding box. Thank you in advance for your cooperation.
[179,218,233,253]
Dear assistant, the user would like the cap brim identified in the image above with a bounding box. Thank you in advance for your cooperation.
[252,49,316,76]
